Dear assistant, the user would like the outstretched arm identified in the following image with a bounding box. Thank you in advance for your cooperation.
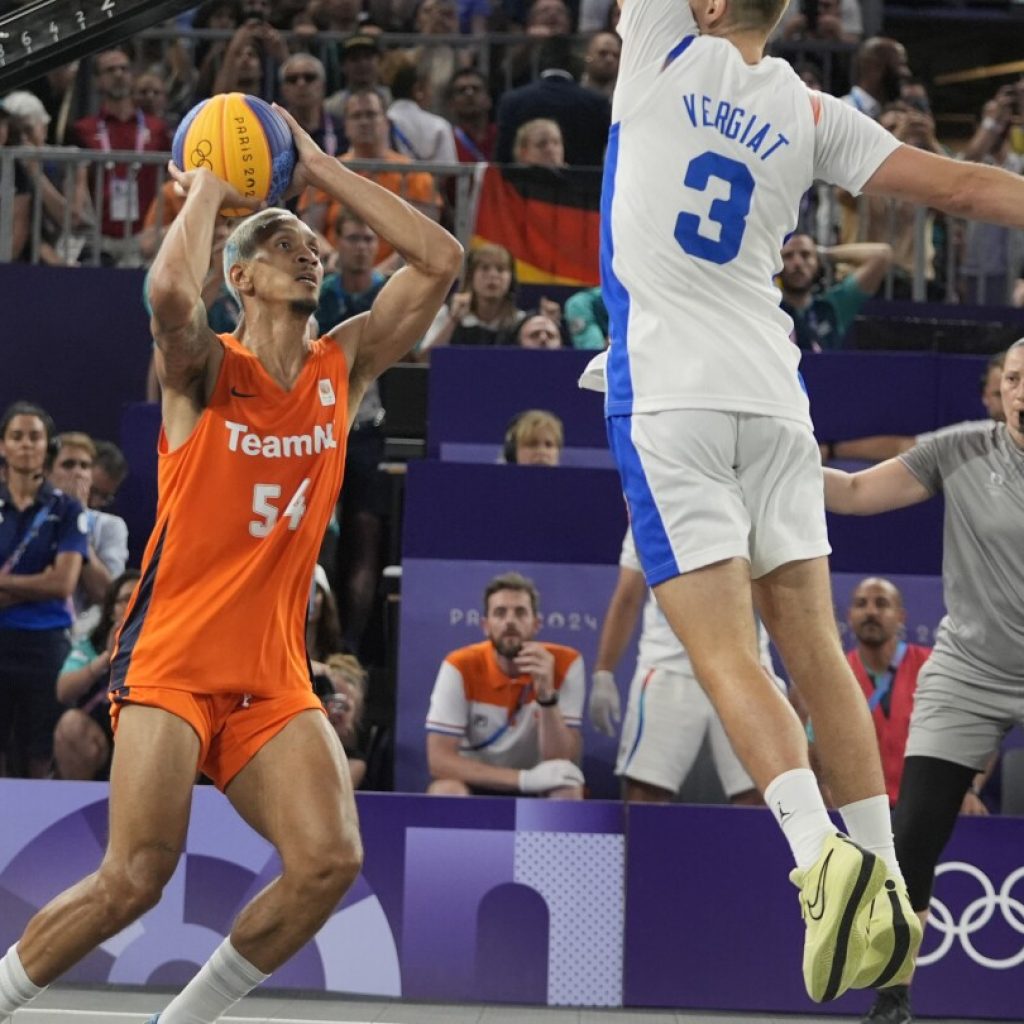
[864,144,1024,229]
[274,106,463,387]
[823,458,932,515]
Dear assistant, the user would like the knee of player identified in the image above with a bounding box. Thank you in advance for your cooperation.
[691,652,765,695]
[98,846,182,921]
[288,839,363,902]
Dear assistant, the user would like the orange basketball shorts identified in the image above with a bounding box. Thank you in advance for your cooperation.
[110,685,325,790]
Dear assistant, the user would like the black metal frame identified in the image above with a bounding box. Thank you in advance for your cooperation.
[0,0,198,92]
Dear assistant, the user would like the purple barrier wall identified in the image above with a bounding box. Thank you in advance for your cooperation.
[1,782,1021,1017]
[624,804,1024,1019]
[425,348,992,455]
[0,265,151,444]
[0,783,625,1007]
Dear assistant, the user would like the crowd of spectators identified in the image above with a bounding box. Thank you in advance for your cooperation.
[1,0,1023,308]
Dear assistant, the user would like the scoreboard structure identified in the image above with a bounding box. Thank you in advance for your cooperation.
[0,0,197,91]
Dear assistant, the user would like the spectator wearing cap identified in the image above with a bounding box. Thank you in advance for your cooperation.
[3,89,91,265]
[325,34,392,122]
[0,101,34,261]
[495,35,611,167]
[388,60,458,163]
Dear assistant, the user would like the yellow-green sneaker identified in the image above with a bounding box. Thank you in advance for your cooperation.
[852,877,923,990]
[790,833,887,1003]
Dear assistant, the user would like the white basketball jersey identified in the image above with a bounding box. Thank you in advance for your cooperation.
[603,0,901,423]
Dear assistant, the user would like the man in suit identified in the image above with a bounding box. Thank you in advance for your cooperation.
[494,36,611,167]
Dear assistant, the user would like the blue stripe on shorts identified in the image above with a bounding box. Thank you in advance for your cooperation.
[606,415,680,586]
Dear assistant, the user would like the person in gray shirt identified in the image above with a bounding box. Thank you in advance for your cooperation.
[823,337,1024,1024]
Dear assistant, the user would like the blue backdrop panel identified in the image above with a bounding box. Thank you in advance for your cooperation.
[402,461,628,565]
[426,347,607,456]
[425,348,992,455]
[0,264,150,443]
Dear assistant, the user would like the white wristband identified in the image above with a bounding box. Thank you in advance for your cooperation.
[981,117,1000,133]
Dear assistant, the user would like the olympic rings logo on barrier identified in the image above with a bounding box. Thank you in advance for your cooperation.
[190,139,213,170]
[918,862,1024,969]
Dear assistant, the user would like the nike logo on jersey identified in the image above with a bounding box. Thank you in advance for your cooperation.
[225,420,337,458]
[231,387,257,398]
[806,850,832,921]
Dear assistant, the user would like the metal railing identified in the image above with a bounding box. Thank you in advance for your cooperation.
[0,145,482,266]
[2,144,1022,307]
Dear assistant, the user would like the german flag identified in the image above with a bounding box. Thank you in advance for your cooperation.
[472,165,602,287]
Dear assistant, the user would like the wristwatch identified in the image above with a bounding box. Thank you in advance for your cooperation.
[535,691,559,707]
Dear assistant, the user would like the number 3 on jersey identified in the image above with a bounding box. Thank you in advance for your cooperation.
[250,479,309,537]
[674,151,755,265]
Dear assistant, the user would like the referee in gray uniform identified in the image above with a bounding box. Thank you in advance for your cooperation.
[823,338,1024,1024]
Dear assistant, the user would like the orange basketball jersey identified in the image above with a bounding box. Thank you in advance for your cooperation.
[111,333,349,698]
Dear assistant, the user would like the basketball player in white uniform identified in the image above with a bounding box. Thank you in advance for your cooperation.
[596,0,1024,1004]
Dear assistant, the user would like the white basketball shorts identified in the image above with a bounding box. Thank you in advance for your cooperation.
[606,410,830,585]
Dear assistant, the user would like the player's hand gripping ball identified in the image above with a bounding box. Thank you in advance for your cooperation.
[172,93,296,216]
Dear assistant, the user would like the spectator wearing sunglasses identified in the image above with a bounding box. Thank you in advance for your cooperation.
[279,54,344,158]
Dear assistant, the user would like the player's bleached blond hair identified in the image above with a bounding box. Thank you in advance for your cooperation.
[727,0,789,32]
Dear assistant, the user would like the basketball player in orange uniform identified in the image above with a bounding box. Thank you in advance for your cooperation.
[0,108,462,1024]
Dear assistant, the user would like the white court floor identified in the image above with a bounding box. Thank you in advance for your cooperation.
[8,987,994,1024]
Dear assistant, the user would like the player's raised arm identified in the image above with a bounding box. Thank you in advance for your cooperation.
[274,105,463,386]
[863,143,1024,229]
[147,166,264,445]
[147,169,249,385]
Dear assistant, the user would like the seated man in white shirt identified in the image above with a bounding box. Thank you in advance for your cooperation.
[425,571,585,798]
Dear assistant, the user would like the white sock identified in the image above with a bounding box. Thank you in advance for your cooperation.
[840,794,904,881]
[764,768,836,871]
[0,943,45,1018]
[159,939,268,1024]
